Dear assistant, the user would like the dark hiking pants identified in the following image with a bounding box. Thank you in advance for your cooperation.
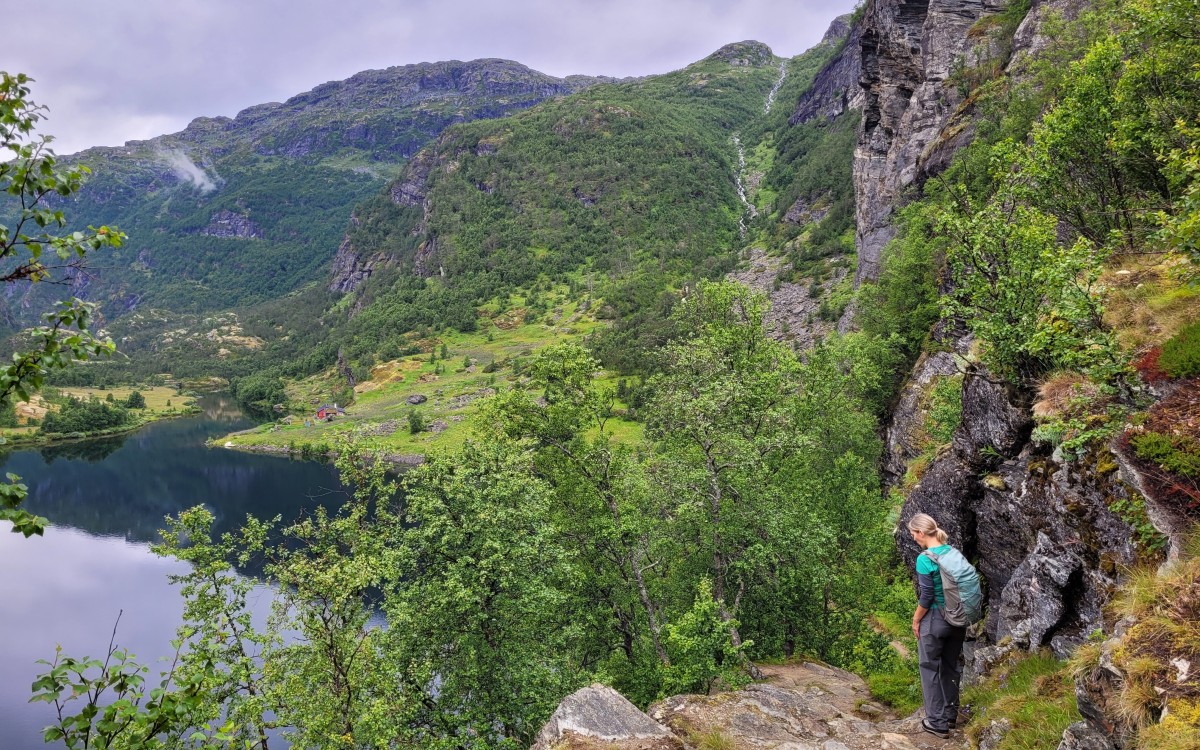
[918,607,966,731]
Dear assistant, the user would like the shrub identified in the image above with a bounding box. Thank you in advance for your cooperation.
[1160,321,1200,379]
[661,578,750,697]
[1130,431,1200,479]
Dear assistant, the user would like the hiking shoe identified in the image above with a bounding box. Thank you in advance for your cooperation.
[921,719,950,739]
[948,707,969,730]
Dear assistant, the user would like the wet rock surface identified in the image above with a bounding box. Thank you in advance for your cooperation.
[852,0,1072,283]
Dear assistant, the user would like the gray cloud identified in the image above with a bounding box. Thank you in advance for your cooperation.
[1,0,857,155]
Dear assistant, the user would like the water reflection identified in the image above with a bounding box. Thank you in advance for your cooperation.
[0,393,348,750]
[5,393,347,543]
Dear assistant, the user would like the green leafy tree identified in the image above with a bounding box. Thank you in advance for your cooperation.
[0,72,123,536]
[39,396,131,434]
[484,343,672,698]
[124,390,146,409]
[937,149,1118,384]
[387,441,584,747]
[153,508,278,749]
[646,281,821,678]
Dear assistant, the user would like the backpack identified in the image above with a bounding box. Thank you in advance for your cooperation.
[922,547,984,627]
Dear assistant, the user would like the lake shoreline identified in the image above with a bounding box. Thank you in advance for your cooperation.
[0,406,203,448]
[215,440,425,469]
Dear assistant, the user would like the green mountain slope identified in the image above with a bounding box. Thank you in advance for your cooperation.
[11,59,608,320]
[332,40,844,367]
[45,32,857,402]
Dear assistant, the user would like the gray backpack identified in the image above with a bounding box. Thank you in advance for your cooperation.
[922,547,984,627]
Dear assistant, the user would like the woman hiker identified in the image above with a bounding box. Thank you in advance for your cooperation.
[908,513,966,739]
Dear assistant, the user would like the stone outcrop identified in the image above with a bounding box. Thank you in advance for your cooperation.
[330,145,441,294]
[895,364,1142,660]
[199,209,262,239]
[884,350,965,481]
[536,663,965,750]
[328,235,376,293]
[390,147,438,210]
[530,684,681,750]
[705,41,775,67]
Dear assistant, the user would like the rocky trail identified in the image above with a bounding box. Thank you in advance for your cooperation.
[533,661,966,750]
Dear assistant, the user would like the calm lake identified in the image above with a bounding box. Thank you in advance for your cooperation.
[0,393,348,749]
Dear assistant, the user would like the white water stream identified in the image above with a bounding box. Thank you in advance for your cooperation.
[732,134,757,238]
[764,61,787,114]
[733,61,789,238]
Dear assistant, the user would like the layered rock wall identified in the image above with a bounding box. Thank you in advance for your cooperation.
[854,0,1005,283]
[790,17,865,125]
[851,0,1088,283]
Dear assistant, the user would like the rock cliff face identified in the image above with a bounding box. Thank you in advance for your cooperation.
[854,0,1006,283]
[790,16,865,125]
[327,216,378,294]
[892,364,1147,662]
[851,0,1087,283]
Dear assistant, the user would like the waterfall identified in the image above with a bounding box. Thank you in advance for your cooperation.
[732,134,757,238]
[764,61,787,114]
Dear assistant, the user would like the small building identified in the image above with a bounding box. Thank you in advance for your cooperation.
[316,403,345,421]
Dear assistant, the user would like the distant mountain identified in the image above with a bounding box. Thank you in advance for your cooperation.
[329,40,853,368]
[15,60,611,321]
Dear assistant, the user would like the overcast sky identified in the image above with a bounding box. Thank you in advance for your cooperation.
[2,0,856,156]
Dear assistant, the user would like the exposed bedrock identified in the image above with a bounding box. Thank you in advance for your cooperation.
[790,15,865,125]
[852,0,1085,284]
[895,366,1140,666]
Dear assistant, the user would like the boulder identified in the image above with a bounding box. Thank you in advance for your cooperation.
[529,684,680,750]
[406,394,428,405]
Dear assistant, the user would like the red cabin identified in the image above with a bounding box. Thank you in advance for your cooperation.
[316,403,345,421]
